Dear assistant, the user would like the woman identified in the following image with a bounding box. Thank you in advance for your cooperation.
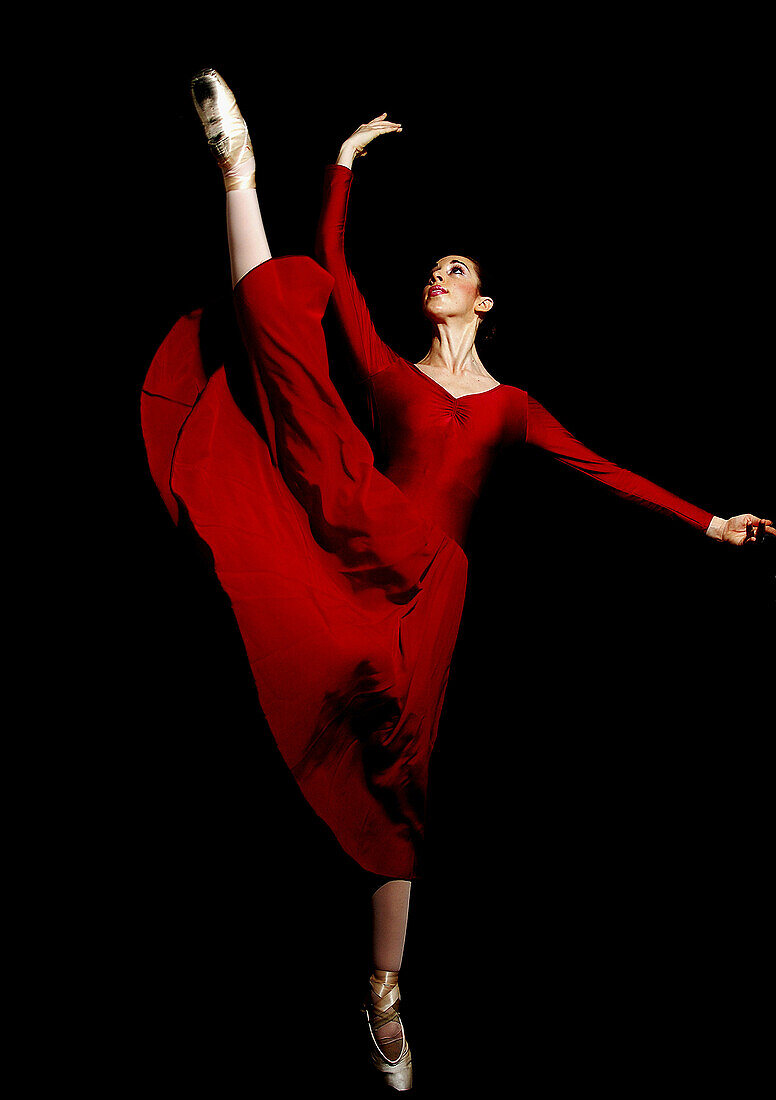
[141,69,772,1091]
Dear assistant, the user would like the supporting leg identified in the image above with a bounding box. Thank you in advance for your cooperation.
[369,879,411,1063]
[371,879,411,973]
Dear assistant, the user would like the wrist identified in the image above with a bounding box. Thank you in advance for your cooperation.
[706,515,727,542]
[336,141,357,169]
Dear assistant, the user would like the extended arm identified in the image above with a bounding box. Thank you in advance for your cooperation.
[526,395,773,544]
[314,115,405,381]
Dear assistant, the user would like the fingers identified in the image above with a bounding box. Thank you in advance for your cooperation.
[744,517,773,544]
[352,116,402,158]
[364,114,402,131]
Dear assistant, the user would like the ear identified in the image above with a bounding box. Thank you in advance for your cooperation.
[476,295,494,314]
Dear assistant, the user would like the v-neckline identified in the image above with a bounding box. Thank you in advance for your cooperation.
[405,360,502,401]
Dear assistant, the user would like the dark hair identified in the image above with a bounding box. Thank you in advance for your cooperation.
[467,255,496,343]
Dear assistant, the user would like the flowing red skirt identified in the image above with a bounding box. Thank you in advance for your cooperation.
[141,257,468,879]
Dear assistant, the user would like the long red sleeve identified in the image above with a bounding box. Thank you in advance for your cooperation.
[526,394,714,531]
[315,164,404,381]
[315,166,713,536]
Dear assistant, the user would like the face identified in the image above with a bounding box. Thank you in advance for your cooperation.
[422,256,492,325]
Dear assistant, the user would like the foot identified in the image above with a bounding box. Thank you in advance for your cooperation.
[190,68,255,190]
[367,986,405,1063]
[364,970,413,1088]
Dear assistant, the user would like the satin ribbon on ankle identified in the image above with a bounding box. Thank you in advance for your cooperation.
[369,969,400,1004]
[222,163,256,191]
[368,970,402,1034]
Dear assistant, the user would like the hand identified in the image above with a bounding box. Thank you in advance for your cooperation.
[336,113,402,169]
[713,513,775,545]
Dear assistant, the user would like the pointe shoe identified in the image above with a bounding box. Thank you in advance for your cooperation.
[363,970,413,1091]
[190,68,255,190]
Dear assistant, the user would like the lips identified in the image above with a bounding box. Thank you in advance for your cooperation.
[427,287,448,297]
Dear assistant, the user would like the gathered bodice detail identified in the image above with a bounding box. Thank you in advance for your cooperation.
[315,163,713,543]
[367,359,525,546]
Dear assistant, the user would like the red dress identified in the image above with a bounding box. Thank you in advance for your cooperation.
[140,164,713,880]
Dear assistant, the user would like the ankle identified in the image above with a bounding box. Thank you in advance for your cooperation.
[363,967,412,1084]
[223,154,256,192]
[369,969,399,1002]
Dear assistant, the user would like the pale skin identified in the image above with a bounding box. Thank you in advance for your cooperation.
[336,113,774,547]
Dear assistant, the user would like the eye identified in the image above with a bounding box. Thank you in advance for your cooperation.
[450,265,466,276]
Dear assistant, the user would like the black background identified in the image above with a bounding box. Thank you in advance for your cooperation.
[89,21,772,1096]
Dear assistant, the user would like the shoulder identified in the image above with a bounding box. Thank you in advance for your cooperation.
[498,383,529,410]
[496,384,529,444]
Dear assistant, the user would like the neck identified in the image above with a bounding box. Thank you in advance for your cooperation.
[418,318,484,375]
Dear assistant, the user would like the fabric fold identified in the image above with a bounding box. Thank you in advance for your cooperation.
[141,256,467,879]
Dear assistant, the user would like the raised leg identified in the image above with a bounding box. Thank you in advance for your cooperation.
[191,68,271,285]
[226,190,271,288]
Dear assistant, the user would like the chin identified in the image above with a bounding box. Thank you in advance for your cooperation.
[423,302,452,321]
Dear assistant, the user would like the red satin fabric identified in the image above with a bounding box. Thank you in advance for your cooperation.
[140,169,713,880]
[316,165,714,539]
[142,258,467,879]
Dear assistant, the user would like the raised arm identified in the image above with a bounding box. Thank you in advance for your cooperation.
[315,115,405,381]
[526,395,773,544]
